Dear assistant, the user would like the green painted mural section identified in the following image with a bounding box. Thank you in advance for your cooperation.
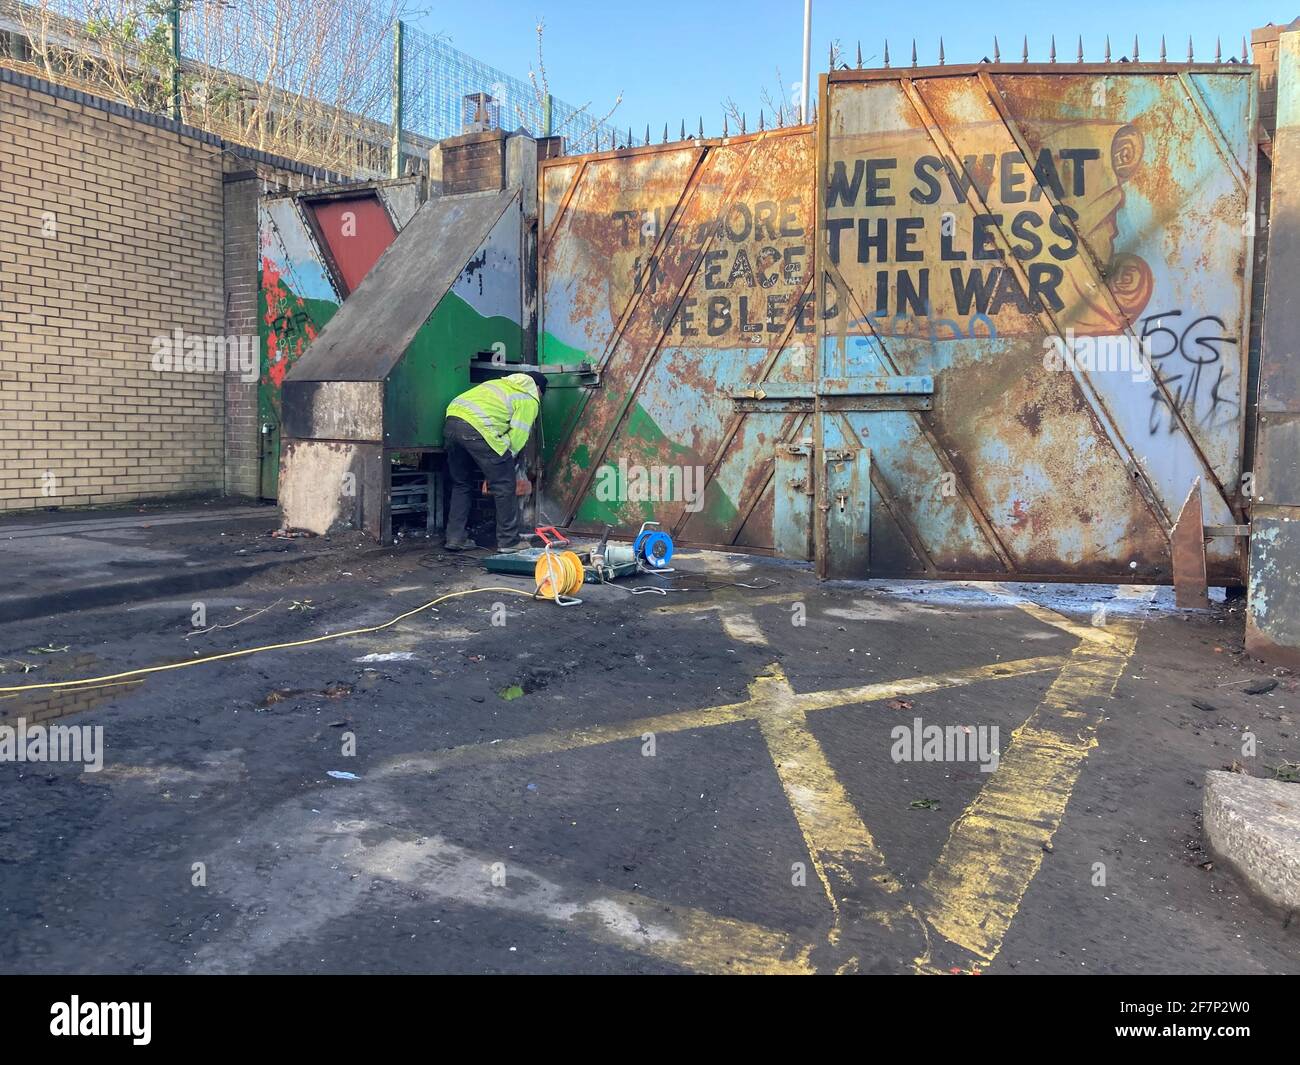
[538,330,588,465]
[538,329,743,532]
[385,291,523,448]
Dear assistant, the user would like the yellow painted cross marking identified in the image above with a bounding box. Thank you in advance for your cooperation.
[916,607,1143,970]
[373,586,1144,973]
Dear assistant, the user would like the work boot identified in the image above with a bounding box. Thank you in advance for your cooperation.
[496,539,528,553]
[444,538,472,551]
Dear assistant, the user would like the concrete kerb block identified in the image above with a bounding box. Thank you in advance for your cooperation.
[1203,769,1300,910]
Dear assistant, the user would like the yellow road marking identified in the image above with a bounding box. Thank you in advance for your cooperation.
[658,592,793,614]
[917,617,1142,967]
[721,610,769,644]
[377,655,1065,778]
[748,665,909,944]
[358,835,815,975]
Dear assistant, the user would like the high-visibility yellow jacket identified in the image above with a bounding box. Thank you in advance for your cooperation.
[445,373,540,457]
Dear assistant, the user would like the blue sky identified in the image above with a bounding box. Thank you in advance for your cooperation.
[415,0,1292,139]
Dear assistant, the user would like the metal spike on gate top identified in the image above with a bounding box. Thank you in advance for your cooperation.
[627,126,632,148]
[1133,35,1140,62]
[759,109,765,131]
[911,39,918,67]
[1243,37,1249,63]
[698,116,704,139]
[883,39,890,67]
[1023,35,1029,63]
[1077,35,1083,63]
[1188,36,1194,63]
[1105,35,1111,63]
[856,41,862,69]
[1160,35,1166,62]
[741,112,746,134]
[1215,37,1222,63]
[1050,35,1056,63]
[993,36,1000,63]
[938,38,945,65]
[680,119,686,140]
[829,42,835,69]
[644,124,650,146]
[662,122,668,143]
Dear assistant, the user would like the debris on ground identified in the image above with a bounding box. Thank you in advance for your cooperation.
[258,683,353,708]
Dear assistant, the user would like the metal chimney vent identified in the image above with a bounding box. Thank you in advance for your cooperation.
[462,92,499,133]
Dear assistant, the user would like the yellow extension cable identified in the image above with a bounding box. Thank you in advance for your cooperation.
[0,585,536,695]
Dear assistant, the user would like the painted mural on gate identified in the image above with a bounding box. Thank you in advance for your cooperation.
[539,128,817,550]
[820,67,1255,580]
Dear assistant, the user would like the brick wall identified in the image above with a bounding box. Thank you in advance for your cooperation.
[0,71,345,512]
[0,78,226,511]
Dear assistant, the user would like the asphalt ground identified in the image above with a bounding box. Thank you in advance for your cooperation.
[0,541,1296,974]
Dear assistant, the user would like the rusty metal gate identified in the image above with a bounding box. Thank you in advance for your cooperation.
[539,62,1256,584]
[816,62,1257,581]
[538,126,820,555]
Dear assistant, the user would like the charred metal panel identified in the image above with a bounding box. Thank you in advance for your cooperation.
[281,381,383,442]
[538,128,817,551]
[820,64,1257,581]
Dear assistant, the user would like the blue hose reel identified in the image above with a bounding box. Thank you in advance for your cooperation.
[633,523,674,569]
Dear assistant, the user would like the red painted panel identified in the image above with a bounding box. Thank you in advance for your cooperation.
[308,195,397,294]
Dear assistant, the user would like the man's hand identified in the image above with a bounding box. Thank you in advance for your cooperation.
[516,477,532,497]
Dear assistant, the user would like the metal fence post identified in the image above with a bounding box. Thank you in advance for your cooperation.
[168,0,181,122]
[391,19,405,178]
[543,92,553,137]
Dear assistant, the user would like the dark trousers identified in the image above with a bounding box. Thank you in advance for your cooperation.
[444,416,520,548]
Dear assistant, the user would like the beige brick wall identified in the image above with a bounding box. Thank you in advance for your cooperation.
[0,79,226,510]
